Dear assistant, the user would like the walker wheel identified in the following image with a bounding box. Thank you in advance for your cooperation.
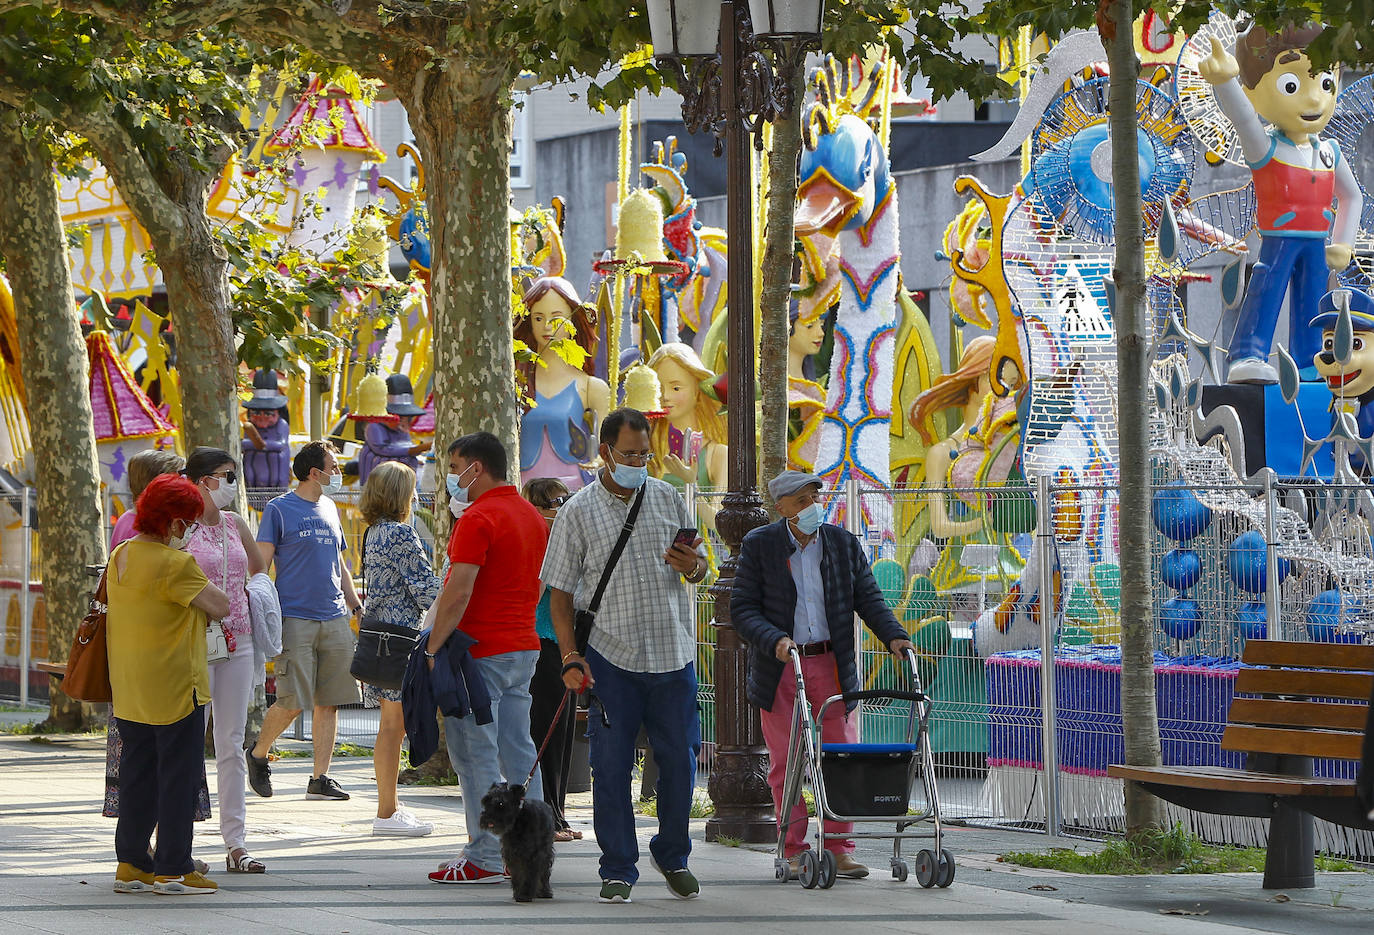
[818,849,837,889]
[799,849,820,889]
[914,848,937,888]
[891,859,909,882]
[936,849,955,887]
[774,858,790,882]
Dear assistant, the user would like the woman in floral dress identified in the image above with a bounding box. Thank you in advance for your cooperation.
[358,461,441,836]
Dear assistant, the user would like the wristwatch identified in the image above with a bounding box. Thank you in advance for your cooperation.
[424,649,438,659]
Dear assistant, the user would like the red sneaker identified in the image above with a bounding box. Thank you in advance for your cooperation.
[428,857,504,884]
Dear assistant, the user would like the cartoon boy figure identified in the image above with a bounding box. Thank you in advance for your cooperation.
[1311,290,1374,469]
[1198,23,1362,385]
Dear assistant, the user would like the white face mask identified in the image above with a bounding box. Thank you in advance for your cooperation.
[449,497,469,520]
[209,477,237,509]
[321,471,343,494]
[167,521,193,551]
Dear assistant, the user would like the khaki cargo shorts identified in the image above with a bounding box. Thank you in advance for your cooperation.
[273,616,361,710]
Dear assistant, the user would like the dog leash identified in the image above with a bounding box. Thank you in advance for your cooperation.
[523,669,612,786]
[525,688,573,786]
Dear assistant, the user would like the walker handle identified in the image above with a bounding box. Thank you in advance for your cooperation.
[838,689,927,704]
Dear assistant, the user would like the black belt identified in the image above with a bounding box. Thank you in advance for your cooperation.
[797,640,832,657]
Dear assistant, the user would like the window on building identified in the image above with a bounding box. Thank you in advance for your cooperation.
[510,92,531,189]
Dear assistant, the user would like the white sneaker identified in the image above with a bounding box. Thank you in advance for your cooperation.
[373,810,434,837]
[1227,357,1278,385]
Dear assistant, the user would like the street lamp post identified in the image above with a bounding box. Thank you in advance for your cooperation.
[646,0,823,844]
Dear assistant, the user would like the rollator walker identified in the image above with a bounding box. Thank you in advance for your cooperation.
[773,646,954,889]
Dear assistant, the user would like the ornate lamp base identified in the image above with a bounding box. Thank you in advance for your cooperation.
[705,488,776,843]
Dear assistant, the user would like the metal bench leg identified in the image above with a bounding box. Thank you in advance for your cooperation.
[1254,753,1315,890]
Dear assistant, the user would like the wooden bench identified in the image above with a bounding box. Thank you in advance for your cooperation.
[1108,639,1374,889]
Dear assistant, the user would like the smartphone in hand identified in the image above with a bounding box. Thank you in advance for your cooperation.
[667,527,699,563]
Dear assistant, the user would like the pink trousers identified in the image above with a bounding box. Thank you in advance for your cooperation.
[758,652,857,856]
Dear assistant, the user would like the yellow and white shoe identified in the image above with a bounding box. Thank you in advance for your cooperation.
[153,871,218,895]
[113,863,155,894]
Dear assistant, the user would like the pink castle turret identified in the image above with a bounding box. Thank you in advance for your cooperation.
[265,78,386,255]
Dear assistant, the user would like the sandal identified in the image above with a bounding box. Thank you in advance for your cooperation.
[554,828,576,843]
[226,850,266,874]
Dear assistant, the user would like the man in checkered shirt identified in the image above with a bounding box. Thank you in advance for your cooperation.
[543,408,708,904]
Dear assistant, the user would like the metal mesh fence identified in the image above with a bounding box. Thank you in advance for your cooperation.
[6,478,1373,858]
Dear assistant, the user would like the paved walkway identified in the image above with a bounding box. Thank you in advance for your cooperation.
[1,728,1371,935]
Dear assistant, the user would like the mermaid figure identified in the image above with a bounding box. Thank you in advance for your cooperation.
[515,277,609,490]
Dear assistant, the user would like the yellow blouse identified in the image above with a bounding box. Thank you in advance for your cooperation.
[107,540,211,725]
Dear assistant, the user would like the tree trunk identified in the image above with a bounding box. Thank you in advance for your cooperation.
[399,63,519,475]
[159,218,239,454]
[758,64,805,494]
[1105,0,1165,836]
[83,127,239,457]
[0,110,107,730]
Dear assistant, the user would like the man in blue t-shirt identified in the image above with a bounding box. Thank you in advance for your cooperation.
[247,441,363,801]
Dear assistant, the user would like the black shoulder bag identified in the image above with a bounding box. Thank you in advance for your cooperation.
[350,525,423,691]
[573,485,646,654]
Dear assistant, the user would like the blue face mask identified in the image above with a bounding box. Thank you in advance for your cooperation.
[791,502,823,535]
[446,464,476,503]
[608,451,648,490]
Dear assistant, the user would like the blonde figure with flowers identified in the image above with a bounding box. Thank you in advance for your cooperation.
[515,277,610,491]
[648,342,728,492]
[909,336,1024,607]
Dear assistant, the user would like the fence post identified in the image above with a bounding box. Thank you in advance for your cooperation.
[1263,474,1280,640]
[685,482,698,606]
[1036,473,1061,837]
[19,491,31,708]
[845,479,863,740]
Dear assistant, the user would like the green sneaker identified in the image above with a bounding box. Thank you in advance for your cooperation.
[598,879,633,903]
[652,860,700,899]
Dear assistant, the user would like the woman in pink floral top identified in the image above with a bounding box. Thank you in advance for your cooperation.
[184,447,267,873]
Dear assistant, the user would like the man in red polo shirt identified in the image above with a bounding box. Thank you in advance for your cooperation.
[425,431,549,884]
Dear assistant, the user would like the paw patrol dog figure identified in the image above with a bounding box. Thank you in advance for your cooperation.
[1311,289,1374,468]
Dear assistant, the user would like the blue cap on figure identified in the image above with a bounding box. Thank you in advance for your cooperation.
[1310,289,1374,331]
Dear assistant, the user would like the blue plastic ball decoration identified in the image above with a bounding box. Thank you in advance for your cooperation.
[1305,589,1365,643]
[1225,530,1290,594]
[1160,596,1204,641]
[1160,548,1203,591]
[1151,482,1212,543]
[1233,601,1268,641]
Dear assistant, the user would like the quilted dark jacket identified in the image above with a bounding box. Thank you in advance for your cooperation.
[731,518,907,712]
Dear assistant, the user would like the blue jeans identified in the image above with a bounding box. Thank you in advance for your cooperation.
[586,648,701,885]
[444,649,542,871]
[1227,234,1328,367]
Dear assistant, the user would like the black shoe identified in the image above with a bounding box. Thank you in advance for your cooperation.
[306,775,349,800]
[245,749,273,798]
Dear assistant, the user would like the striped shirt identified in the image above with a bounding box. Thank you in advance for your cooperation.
[540,474,697,674]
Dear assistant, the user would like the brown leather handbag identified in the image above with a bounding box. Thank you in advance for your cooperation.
[64,565,112,703]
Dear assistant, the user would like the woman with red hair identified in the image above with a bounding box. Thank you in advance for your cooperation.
[106,475,231,896]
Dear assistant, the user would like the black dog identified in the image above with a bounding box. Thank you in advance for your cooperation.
[479,782,555,902]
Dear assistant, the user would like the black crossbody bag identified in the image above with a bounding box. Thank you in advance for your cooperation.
[350,525,422,691]
[574,485,646,654]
